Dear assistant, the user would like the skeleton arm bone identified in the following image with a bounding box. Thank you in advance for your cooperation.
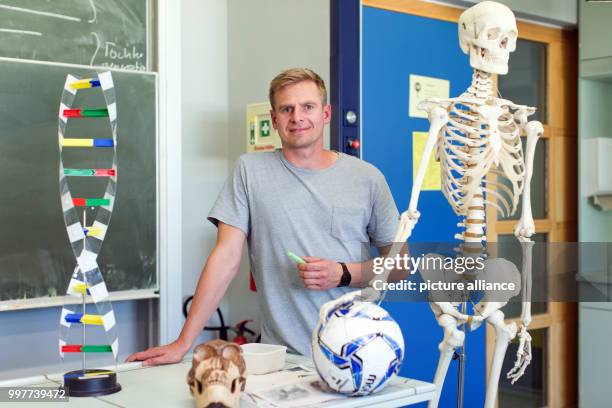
[507,240,534,383]
[318,104,448,320]
[409,103,448,212]
[370,103,449,287]
[514,120,541,241]
[507,120,542,383]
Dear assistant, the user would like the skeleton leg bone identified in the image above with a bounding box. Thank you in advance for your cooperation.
[428,313,465,408]
[484,310,517,408]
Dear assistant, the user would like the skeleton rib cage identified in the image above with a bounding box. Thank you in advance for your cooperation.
[432,92,533,228]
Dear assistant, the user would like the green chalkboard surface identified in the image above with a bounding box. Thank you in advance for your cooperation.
[0,59,157,302]
[0,0,148,70]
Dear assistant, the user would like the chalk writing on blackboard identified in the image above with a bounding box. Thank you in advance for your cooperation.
[0,0,148,70]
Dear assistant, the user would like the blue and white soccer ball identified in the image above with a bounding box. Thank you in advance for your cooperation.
[311,300,404,396]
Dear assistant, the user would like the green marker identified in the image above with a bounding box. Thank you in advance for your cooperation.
[287,252,306,264]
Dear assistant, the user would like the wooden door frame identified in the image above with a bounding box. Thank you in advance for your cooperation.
[362,0,578,406]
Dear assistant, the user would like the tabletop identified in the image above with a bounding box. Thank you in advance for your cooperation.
[0,354,435,408]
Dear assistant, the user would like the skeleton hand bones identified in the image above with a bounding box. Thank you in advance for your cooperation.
[507,324,531,384]
[394,209,420,243]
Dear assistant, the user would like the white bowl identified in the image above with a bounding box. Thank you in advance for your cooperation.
[241,343,287,375]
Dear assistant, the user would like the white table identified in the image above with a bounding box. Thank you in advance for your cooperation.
[0,355,435,407]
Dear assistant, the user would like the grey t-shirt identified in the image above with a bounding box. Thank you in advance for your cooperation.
[207,149,399,355]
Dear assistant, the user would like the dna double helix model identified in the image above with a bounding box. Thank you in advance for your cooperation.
[57,72,121,396]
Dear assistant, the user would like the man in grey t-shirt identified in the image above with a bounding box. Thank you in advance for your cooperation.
[127,68,400,364]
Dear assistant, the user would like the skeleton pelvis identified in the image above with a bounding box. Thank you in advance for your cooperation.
[419,253,521,323]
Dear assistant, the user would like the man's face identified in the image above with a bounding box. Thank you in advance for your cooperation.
[271,81,331,150]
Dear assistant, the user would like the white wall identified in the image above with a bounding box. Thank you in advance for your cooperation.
[180,0,230,346]
[225,0,331,327]
[157,0,183,346]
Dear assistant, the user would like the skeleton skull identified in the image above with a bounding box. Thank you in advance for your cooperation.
[458,1,518,75]
[187,340,246,408]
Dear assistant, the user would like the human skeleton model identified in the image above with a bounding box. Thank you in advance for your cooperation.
[319,2,540,407]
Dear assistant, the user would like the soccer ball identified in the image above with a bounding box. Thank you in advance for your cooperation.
[311,300,404,396]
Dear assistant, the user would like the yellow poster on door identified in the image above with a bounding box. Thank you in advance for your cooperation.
[413,131,441,191]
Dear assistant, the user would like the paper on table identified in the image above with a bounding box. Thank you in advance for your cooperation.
[244,364,311,393]
[244,364,345,408]
[413,131,442,191]
[252,378,345,408]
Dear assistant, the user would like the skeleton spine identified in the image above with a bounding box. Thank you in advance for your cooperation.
[463,70,493,245]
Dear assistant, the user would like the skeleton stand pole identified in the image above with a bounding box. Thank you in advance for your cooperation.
[456,297,468,408]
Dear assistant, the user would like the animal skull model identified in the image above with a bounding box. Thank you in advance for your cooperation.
[187,340,246,408]
[458,1,518,75]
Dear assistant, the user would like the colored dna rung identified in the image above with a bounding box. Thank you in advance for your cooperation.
[64,371,114,380]
[72,283,90,295]
[63,108,109,118]
[64,168,116,177]
[61,138,114,148]
[65,313,103,325]
[83,226,102,237]
[70,78,101,90]
[61,345,113,353]
[72,198,110,207]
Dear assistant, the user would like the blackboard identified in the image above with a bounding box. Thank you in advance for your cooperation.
[0,58,157,302]
[0,0,148,70]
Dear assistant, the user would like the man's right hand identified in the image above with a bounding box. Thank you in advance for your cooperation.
[125,338,190,367]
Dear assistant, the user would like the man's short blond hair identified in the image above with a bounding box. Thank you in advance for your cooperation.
[269,68,327,109]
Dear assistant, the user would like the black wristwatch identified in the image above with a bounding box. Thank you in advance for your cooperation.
[337,262,352,287]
